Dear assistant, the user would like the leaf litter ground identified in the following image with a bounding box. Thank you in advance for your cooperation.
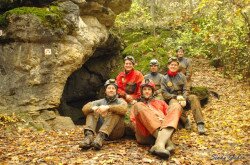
[0,58,249,164]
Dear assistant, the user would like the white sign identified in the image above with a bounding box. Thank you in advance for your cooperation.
[44,49,52,55]
[0,30,2,36]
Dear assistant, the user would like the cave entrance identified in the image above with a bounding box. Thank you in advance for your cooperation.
[59,65,103,125]
[58,34,121,125]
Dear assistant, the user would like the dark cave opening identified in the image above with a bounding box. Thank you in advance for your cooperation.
[58,33,122,125]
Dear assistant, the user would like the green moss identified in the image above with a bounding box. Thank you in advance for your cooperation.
[0,6,64,28]
[191,86,209,100]
[0,15,7,27]
[121,30,151,45]
[122,35,171,74]
[111,28,178,75]
[110,58,124,79]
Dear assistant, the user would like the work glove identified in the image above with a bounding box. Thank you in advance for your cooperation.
[177,95,186,107]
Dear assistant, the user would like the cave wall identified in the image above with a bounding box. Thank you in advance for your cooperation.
[59,33,121,124]
[0,0,132,129]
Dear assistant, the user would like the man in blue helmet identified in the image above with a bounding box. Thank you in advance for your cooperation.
[79,79,128,150]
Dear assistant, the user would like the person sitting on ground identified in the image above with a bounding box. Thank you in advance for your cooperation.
[176,46,192,91]
[144,59,164,100]
[116,56,144,105]
[130,79,182,158]
[161,57,206,134]
[79,79,128,150]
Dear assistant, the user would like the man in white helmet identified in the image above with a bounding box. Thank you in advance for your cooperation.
[79,79,128,150]
[176,46,192,91]
[144,59,164,100]
[116,56,144,104]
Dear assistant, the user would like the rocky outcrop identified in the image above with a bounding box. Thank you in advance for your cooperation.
[0,0,132,130]
[59,33,121,124]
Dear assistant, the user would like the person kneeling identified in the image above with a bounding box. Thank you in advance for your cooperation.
[79,79,128,150]
[130,80,182,158]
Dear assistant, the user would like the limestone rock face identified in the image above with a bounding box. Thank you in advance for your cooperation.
[0,0,131,129]
[79,0,132,27]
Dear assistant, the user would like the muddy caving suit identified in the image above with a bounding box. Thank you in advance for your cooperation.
[116,69,144,102]
[178,57,192,91]
[144,72,164,100]
[161,72,205,126]
[130,98,182,144]
[82,96,128,140]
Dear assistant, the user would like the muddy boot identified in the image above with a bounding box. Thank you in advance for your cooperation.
[92,132,107,150]
[149,128,174,158]
[197,123,205,135]
[185,117,191,130]
[166,140,176,152]
[79,130,94,150]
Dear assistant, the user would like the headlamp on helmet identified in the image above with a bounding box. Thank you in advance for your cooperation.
[140,79,156,91]
[176,46,184,52]
[104,79,118,89]
[149,59,159,66]
[168,56,179,64]
[124,56,135,64]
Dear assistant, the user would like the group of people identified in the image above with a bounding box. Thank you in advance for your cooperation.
[79,46,206,159]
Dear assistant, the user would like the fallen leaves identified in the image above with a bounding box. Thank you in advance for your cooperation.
[0,58,249,164]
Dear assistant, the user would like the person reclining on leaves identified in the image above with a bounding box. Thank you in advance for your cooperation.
[161,57,206,134]
[116,56,144,105]
[79,79,128,150]
[130,79,182,158]
[144,59,164,100]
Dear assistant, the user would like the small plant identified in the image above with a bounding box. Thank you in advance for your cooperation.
[0,113,19,126]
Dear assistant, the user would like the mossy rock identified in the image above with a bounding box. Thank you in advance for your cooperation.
[210,57,224,68]
[0,6,64,28]
[0,0,54,13]
[190,86,209,106]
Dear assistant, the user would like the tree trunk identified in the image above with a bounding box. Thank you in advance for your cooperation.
[150,0,156,36]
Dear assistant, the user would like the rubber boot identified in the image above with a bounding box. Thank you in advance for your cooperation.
[152,129,159,138]
[79,130,94,150]
[166,140,175,152]
[197,123,205,135]
[92,132,107,150]
[185,116,191,130]
[149,128,174,158]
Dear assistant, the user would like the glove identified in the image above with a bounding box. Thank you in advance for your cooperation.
[177,95,185,101]
[131,100,137,105]
[177,95,186,107]
[179,100,186,107]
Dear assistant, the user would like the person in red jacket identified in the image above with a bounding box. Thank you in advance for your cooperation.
[116,56,144,104]
[130,80,182,158]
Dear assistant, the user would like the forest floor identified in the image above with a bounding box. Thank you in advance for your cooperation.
[0,58,249,165]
